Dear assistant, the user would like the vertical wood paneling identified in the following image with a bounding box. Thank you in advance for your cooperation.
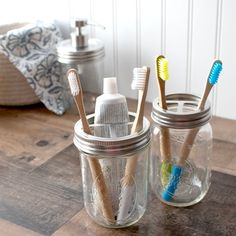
[112,0,119,78]
[85,0,235,119]
[116,0,137,97]
[140,0,162,102]
[216,0,236,120]
[136,0,142,67]
[161,0,167,55]
[165,0,189,94]
[213,0,223,115]
[48,0,236,120]
[93,0,115,77]
[190,0,218,109]
[2,0,236,119]
[185,0,193,93]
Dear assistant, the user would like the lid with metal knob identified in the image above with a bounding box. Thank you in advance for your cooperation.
[56,18,105,64]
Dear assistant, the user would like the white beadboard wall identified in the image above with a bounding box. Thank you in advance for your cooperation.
[67,0,235,120]
[1,0,235,120]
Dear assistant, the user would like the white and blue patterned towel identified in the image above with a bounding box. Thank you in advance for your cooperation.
[0,21,66,115]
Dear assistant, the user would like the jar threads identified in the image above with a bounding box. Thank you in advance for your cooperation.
[151,93,212,207]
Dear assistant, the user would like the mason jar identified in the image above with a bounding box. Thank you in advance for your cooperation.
[56,22,105,114]
[57,58,104,114]
[150,93,212,207]
[73,113,150,228]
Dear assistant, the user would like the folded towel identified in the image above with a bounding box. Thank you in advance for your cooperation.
[0,21,65,115]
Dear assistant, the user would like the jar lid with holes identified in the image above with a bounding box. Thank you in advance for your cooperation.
[74,113,151,156]
[151,93,211,129]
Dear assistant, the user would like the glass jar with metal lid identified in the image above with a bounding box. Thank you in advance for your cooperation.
[73,113,150,228]
[150,93,212,207]
[57,19,105,114]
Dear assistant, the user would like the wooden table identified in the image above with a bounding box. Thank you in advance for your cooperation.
[0,99,236,236]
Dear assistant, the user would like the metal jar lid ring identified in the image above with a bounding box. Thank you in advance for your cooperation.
[151,93,211,129]
[74,112,151,156]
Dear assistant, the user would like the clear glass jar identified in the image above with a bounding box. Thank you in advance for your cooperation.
[73,113,150,228]
[150,94,212,207]
[57,36,105,114]
[59,58,104,114]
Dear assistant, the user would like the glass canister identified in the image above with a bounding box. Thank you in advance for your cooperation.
[73,113,150,228]
[150,93,212,207]
[57,19,104,114]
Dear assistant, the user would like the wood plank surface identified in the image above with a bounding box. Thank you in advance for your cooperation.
[211,115,236,144]
[0,219,42,236]
[0,97,236,235]
[53,170,236,236]
[0,104,77,171]
[1,142,235,236]
[212,139,236,176]
[0,145,83,236]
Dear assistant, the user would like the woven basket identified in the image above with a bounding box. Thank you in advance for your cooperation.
[0,23,40,106]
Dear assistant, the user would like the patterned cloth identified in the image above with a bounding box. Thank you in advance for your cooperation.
[0,21,66,115]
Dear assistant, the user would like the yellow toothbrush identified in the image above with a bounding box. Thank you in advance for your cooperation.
[155,55,172,187]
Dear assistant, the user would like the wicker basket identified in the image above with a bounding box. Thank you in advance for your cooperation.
[0,23,40,106]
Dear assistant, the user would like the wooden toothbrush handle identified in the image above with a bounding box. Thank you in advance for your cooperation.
[178,127,200,166]
[69,70,114,223]
[179,83,213,166]
[88,158,115,223]
[74,97,114,223]
[123,157,138,186]
[158,79,168,109]
[74,95,91,134]
[159,126,171,162]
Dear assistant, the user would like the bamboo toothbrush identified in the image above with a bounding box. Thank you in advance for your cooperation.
[117,66,150,223]
[162,60,223,201]
[94,77,130,216]
[67,69,114,224]
[156,55,172,187]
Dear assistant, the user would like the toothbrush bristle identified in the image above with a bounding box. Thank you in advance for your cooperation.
[158,58,169,81]
[208,60,222,85]
[68,71,80,96]
[131,67,147,90]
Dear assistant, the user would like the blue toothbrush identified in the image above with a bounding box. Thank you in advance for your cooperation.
[162,60,223,202]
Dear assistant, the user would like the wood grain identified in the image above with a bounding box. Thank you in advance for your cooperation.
[211,116,236,144]
[0,96,236,235]
[0,219,42,236]
[53,170,236,236]
[0,104,76,171]
[0,145,83,236]
[212,139,236,176]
